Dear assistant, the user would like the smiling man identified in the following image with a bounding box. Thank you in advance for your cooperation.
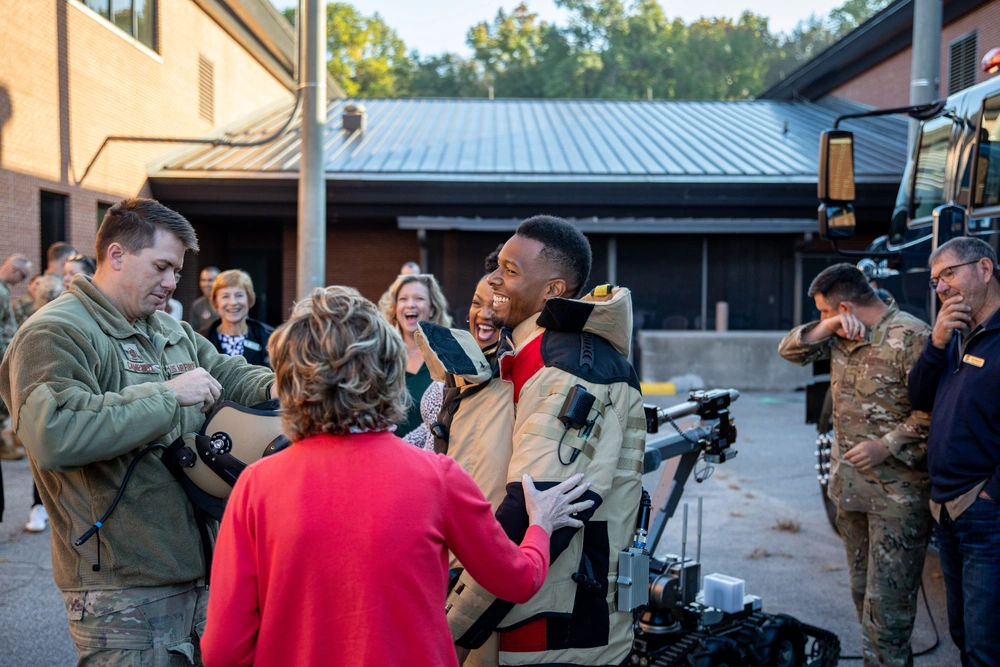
[442,215,646,667]
[0,198,274,667]
[908,237,1000,667]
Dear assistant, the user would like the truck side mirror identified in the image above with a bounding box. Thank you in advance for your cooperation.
[818,130,856,203]
[818,203,856,240]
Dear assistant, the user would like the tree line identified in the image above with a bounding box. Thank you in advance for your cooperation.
[284,0,891,100]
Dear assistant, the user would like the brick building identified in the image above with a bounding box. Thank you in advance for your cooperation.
[764,0,999,107]
[0,0,341,308]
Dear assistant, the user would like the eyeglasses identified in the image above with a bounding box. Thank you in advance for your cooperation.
[929,260,981,289]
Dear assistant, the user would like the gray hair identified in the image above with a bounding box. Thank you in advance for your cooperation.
[930,237,1000,281]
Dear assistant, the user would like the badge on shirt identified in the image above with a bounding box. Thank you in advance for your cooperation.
[962,354,985,368]
[120,343,144,363]
[244,340,261,352]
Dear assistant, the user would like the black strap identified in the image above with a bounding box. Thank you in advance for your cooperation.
[193,506,214,588]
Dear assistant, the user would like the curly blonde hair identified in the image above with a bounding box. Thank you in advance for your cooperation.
[268,286,409,441]
[380,274,453,331]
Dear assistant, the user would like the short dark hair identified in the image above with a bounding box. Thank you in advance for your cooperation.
[930,237,1000,281]
[95,198,199,265]
[515,215,592,298]
[808,263,880,307]
[484,243,504,275]
[66,254,97,277]
[47,242,75,265]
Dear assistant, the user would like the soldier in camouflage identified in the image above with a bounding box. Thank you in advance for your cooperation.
[779,263,932,667]
[0,254,32,460]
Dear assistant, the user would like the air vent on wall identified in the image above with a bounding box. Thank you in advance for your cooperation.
[949,31,978,96]
[198,54,215,124]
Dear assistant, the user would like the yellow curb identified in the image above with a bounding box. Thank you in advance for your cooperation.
[641,382,677,396]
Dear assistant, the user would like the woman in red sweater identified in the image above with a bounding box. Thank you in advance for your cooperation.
[201,286,592,667]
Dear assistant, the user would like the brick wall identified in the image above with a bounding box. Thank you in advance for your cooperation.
[0,0,289,295]
[281,221,420,315]
[831,1,1000,106]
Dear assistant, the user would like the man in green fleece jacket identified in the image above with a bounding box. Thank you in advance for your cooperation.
[0,198,274,666]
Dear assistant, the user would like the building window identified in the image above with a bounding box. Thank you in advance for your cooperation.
[40,192,68,269]
[97,202,113,229]
[949,31,978,95]
[198,55,215,124]
[78,0,157,51]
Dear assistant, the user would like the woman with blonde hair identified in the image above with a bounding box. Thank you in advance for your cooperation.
[201,286,592,667]
[380,273,452,436]
[201,269,274,367]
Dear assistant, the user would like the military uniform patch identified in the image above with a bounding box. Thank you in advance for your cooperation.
[166,362,197,375]
[120,343,144,363]
[125,361,157,374]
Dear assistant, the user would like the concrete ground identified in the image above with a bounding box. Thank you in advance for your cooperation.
[0,392,959,666]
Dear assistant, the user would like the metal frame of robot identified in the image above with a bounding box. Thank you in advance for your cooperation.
[631,389,841,667]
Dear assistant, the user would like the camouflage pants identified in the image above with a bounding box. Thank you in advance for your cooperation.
[835,507,932,667]
[62,580,208,666]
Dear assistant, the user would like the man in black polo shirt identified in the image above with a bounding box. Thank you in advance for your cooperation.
[908,237,1000,667]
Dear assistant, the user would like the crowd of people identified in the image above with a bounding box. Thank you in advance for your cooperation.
[780,240,1000,667]
[0,195,997,667]
[0,197,645,667]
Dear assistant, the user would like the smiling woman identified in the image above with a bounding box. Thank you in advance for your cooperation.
[200,269,275,368]
[380,273,452,436]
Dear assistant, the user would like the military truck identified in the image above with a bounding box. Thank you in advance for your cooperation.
[807,50,1000,529]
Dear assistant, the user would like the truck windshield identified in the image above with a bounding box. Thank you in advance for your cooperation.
[975,95,1000,208]
[911,116,952,219]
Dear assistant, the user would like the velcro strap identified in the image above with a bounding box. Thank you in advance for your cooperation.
[498,618,547,652]
[627,416,647,431]
[622,434,646,451]
[524,422,600,460]
[616,456,644,473]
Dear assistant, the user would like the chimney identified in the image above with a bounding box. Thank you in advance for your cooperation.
[342,104,367,133]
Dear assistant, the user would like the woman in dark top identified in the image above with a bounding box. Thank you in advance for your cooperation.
[380,273,452,436]
[200,269,274,368]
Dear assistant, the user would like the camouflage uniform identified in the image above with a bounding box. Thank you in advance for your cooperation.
[0,281,17,423]
[62,581,208,665]
[779,304,932,667]
[11,294,35,327]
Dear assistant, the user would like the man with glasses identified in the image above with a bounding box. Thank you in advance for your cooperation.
[779,263,932,667]
[0,254,32,461]
[909,236,1000,667]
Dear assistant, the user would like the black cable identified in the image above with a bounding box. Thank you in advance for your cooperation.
[836,579,940,659]
[75,444,167,561]
[557,426,573,465]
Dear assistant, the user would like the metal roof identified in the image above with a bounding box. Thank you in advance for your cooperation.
[150,97,908,183]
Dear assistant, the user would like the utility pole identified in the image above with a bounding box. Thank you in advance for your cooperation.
[297,0,327,298]
[908,0,942,151]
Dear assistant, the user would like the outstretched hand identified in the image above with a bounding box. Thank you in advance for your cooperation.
[523,473,593,535]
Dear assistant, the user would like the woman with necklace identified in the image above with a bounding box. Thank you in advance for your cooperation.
[200,269,274,368]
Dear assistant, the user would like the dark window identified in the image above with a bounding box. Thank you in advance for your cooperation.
[949,31,978,95]
[974,94,1000,209]
[40,192,67,271]
[198,55,215,124]
[911,116,951,219]
[97,202,113,229]
[75,0,157,51]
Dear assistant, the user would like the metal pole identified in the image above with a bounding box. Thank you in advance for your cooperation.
[607,236,618,285]
[700,236,708,331]
[297,0,327,299]
[908,0,942,151]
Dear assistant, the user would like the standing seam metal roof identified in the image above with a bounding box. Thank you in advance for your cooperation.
[151,98,908,181]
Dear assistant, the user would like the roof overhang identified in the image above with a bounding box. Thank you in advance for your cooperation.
[762,0,992,101]
[398,216,819,234]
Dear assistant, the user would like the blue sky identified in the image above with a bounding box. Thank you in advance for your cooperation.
[271,0,847,57]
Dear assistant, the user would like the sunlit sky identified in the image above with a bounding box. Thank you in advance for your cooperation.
[271,0,847,57]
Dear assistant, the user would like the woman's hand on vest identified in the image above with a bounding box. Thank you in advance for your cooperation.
[523,473,593,535]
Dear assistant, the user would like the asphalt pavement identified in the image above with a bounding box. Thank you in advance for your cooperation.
[0,392,960,666]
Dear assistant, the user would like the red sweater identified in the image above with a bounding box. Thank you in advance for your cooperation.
[201,431,550,667]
